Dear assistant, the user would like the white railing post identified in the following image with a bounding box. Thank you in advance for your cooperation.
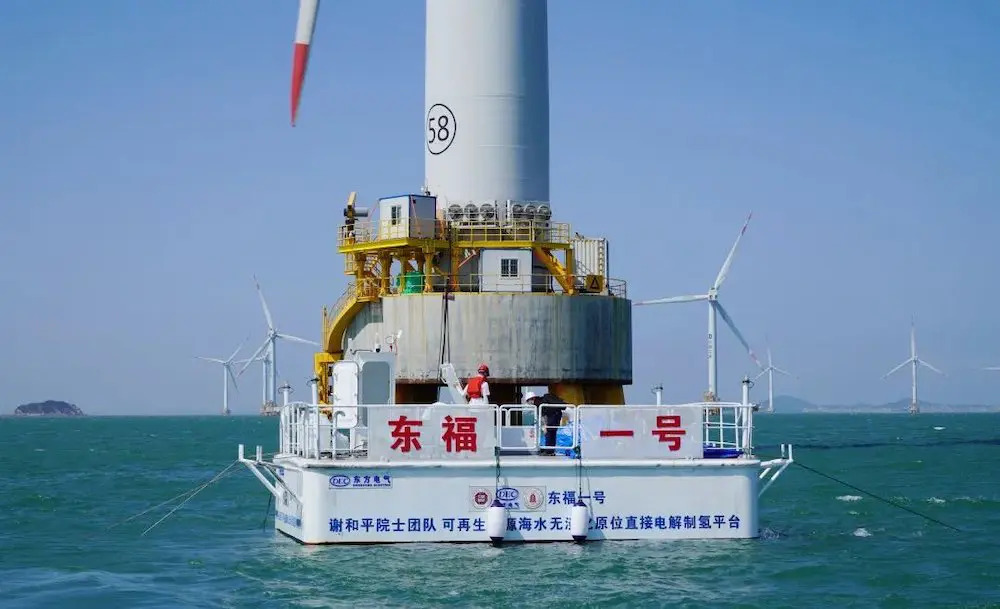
[741,376,752,455]
[314,405,321,459]
[309,377,319,405]
[280,406,288,454]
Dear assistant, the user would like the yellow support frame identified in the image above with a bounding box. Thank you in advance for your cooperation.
[314,194,626,404]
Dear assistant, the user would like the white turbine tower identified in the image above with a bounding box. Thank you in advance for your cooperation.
[753,339,792,414]
[196,338,258,415]
[240,276,319,407]
[882,320,943,415]
[634,213,762,401]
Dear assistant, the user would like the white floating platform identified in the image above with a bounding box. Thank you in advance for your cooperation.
[238,367,792,544]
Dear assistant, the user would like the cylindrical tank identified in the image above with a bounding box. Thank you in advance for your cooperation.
[424,0,550,210]
[342,293,632,385]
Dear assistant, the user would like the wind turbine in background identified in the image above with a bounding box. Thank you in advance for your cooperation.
[240,276,319,407]
[634,213,762,401]
[753,338,792,414]
[882,319,943,415]
[196,337,261,415]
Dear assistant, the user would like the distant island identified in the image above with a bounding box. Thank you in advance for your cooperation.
[766,395,1000,414]
[12,400,85,417]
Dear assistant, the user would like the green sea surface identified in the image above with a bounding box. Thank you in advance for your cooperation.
[2,414,998,608]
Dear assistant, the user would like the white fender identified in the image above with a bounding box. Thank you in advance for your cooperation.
[570,500,589,543]
[486,499,506,546]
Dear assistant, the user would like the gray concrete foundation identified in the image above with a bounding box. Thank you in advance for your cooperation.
[343,293,632,385]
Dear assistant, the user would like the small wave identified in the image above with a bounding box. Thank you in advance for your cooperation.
[954,496,1000,505]
[837,495,863,502]
[933,426,945,430]
[852,528,872,537]
[758,527,786,540]
[927,497,946,504]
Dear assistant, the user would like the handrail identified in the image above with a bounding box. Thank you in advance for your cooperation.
[275,402,756,462]
[338,219,572,247]
[378,271,627,297]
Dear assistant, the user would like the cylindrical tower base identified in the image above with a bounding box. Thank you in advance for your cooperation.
[344,293,632,388]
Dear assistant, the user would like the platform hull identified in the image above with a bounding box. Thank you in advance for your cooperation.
[270,457,760,544]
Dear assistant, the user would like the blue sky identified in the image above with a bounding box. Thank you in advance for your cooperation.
[2,1,999,414]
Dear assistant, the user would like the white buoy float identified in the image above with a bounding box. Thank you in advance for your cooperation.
[570,499,589,543]
[486,498,506,546]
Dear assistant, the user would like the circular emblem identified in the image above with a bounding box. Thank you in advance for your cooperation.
[474,490,490,507]
[524,487,544,510]
[426,103,456,155]
[496,487,519,502]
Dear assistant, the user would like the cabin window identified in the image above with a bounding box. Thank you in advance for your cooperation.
[500,258,519,278]
[390,205,402,226]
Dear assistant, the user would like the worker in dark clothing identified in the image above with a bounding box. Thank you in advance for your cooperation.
[523,391,568,456]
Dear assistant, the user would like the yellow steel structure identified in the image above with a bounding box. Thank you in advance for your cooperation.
[313,192,627,405]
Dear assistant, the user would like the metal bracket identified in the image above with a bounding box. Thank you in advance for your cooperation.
[238,444,302,506]
[758,444,794,497]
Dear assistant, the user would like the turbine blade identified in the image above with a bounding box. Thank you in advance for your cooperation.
[196,356,225,363]
[277,333,320,346]
[773,366,793,378]
[227,364,240,394]
[982,366,1000,371]
[233,357,265,365]
[239,339,271,377]
[254,275,275,330]
[291,0,320,126]
[882,359,910,379]
[712,212,753,291]
[714,301,762,369]
[753,368,768,381]
[225,334,250,363]
[633,294,709,306]
[918,359,944,375]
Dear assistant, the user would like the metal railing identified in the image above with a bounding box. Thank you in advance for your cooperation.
[337,219,572,247]
[275,402,756,462]
[328,272,628,299]
[397,271,625,296]
[703,401,755,457]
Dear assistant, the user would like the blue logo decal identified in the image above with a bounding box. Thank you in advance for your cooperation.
[329,474,351,488]
[496,487,519,502]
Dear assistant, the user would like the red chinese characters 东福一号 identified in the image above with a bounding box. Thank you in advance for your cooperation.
[651,415,686,451]
[389,415,423,453]
[442,415,478,453]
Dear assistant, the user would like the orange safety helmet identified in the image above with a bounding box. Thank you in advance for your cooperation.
[477,363,490,376]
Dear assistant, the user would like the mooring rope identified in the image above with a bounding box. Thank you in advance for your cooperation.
[261,492,274,531]
[104,460,240,532]
[102,456,262,538]
[139,460,241,536]
[792,460,963,533]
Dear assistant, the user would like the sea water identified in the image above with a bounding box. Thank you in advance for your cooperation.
[2,414,999,608]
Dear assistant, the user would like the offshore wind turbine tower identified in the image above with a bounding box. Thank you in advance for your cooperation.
[293,0,632,405]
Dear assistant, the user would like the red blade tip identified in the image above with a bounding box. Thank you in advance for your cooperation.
[291,42,310,126]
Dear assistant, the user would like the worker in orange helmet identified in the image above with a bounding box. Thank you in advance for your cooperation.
[462,363,491,405]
